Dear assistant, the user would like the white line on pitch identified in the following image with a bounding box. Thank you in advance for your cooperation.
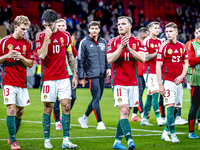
[0,118,186,134]
[0,132,187,141]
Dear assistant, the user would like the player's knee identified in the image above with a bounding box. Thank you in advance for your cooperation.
[7,105,16,116]
[16,108,24,118]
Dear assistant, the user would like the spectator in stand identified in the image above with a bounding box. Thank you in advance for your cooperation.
[38,2,45,19]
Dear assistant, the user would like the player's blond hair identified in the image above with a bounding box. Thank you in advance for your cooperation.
[57,18,66,24]
[148,22,160,29]
[118,16,132,24]
[165,22,178,30]
[14,15,31,26]
[195,24,200,30]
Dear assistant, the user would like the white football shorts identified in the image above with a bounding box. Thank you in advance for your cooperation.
[163,80,183,108]
[113,85,139,107]
[41,78,71,102]
[147,74,159,93]
[3,85,31,107]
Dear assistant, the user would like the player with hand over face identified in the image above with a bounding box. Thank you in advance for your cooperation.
[35,10,77,149]
[0,15,33,150]
[107,16,145,150]
[156,22,188,143]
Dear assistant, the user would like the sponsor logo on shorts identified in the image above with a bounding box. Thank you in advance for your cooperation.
[134,101,139,105]
[26,99,30,104]
[44,95,48,99]
[150,43,154,48]
[165,98,168,102]
[118,98,122,102]
[176,102,181,106]
[167,49,173,54]
[5,97,9,102]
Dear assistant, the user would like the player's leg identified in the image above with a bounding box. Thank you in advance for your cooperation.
[78,79,93,128]
[58,78,77,148]
[141,75,153,125]
[70,75,76,110]
[188,86,200,138]
[159,94,166,121]
[15,106,24,134]
[131,76,144,122]
[53,98,62,130]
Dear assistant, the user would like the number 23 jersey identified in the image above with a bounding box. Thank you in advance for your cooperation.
[107,35,144,86]
[156,41,188,82]
[35,29,72,81]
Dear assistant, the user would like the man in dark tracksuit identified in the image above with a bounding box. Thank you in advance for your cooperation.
[78,21,111,130]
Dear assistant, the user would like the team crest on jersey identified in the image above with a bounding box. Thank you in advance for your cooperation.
[60,37,64,44]
[99,43,105,51]
[4,97,9,102]
[150,43,154,48]
[118,98,122,103]
[36,42,40,48]
[44,95,48,99]
[167,49,173,54]
[165,98,168,103]
[23,45,26,51]
[8,44,13,50]
[132,44,136,50]
[180,48,183,54]
[107,46,111,51]
[49,39,51,44]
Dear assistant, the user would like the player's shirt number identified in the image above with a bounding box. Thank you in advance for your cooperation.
[124,52,130,61]
[3,88,9,96]
[172,56,180,62]
[53,45,60,53]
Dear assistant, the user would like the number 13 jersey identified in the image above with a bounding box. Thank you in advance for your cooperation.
[107,35,144,86]
[156,41,188,82]
[35,29,72,81]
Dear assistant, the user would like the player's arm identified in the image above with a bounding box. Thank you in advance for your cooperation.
[156,61,165,96]
[187,42,200,66]
[174,59,189,85]
[0,51,15,63]
[146,52,157,61]
[37,28,52,59]
[67,44,77,89]
[78,41,86,87]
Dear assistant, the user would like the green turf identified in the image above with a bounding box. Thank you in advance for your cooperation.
[0,88,200,150]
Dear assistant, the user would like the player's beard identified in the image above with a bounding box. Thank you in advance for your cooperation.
[51,24,56,32]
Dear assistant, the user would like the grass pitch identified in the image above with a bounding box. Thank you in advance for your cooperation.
[0,88,200,150]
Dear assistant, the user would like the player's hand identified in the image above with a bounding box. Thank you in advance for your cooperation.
[79,79,85,87]
[174,75,183,85]
[106,69,111,77]
[45,27,52,39]
[159,84,165,96]
[72,75,78,89]
[11,50,22,60]
[121,36,129,49]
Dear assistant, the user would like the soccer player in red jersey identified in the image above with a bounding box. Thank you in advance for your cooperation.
[187,25,200,138]
[35,10,77,149]
[156,22,188,143]
[107,16,145,150]
[52,18,78,131]
[141,22,165,126]
[0,15,33,150]
[131,27,149,122]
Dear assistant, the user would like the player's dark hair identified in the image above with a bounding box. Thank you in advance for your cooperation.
[138,27,149,33]
[118,16,132,24]
[88,21,100,28]
[41,9,57,23]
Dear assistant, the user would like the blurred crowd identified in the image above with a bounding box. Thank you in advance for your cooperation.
[0,0,200,88]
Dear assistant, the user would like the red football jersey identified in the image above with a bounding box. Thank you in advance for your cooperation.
[143,36,161,74]
[0,34,34,88]
[157,41,188,82]
[107,35,144,86]
[35,29,71,81]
